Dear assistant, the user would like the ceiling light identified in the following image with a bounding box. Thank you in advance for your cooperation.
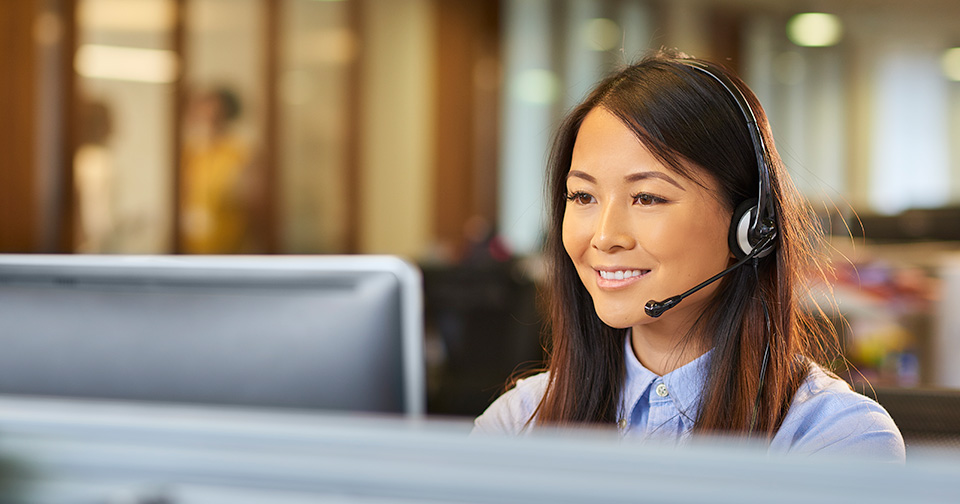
[78,0,176,32]
[75,44,179,84]
[786,13,843,47]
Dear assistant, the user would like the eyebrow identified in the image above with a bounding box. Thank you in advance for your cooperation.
[567,170,686,190]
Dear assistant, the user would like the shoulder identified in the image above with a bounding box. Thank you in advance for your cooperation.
[771,363,905,462]
[471,372,550,436]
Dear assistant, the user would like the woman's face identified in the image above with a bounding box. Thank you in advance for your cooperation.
[562,107,733,330]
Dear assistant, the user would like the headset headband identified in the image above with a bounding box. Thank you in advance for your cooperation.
[676,59,777,249]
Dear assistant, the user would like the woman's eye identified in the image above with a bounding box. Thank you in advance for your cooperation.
[633,193,666,206]
[566,191,595,205]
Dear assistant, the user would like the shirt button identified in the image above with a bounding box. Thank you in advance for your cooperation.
[618,418,627,429]
[656,383,669,397]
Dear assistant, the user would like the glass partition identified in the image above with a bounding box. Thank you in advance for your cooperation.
[74,0,177,253]
[278,0,353,253]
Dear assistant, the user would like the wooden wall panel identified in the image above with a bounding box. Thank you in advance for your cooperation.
[433,0,500,260]
[262,0,280,253]
[0,0,40,252]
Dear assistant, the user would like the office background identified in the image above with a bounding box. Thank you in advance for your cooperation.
[3,0,960,419]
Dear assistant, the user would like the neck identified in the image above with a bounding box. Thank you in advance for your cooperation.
[630,311,709,376]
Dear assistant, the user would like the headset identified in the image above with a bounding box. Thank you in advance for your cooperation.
[683,60,779,262]
[641,59,779,434]
[643,60,778,319]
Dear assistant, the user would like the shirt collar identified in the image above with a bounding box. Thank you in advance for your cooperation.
[621,331,712,419]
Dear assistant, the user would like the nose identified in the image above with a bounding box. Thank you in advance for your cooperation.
[591,202,635,252]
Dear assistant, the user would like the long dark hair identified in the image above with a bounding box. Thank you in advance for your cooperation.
[534,50,838,436]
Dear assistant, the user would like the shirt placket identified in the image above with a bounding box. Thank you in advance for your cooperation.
[646,378,681,441]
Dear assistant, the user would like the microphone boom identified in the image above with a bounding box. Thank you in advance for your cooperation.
[644,233,773,318]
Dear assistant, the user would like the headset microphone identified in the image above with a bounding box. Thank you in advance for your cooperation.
[644,232,774,318]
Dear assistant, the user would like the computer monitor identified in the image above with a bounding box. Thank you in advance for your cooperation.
[0,254,424,416]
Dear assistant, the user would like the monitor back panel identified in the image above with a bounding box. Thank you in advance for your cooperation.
[0,255,423,415]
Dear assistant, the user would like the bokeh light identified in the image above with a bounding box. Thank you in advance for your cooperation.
[581,18,621,52]
[511,68,561,105]
[787,12,843,47]
[941,47,960,81]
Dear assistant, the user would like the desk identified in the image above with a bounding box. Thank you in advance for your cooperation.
[0,395,957,503]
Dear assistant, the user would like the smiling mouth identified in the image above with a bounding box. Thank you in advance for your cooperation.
[598,269,647,280]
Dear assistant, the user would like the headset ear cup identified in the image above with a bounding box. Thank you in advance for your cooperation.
[728,199,758,261]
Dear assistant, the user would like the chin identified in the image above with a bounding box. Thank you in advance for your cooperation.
[593,307,643,330]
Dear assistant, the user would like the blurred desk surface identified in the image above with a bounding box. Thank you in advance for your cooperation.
[0,395,958,504]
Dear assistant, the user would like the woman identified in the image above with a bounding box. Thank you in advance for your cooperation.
[473,51,904,460]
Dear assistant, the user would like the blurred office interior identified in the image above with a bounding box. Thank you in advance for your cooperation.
[3,0,960,421]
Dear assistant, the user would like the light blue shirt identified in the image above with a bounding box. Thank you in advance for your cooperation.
[473,335,905,462]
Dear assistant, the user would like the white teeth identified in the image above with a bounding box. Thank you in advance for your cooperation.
[599,269,643,280]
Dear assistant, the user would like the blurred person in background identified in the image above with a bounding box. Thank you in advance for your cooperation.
[180,87,261,254]
[474,50,904,461]
[74,99,115,253]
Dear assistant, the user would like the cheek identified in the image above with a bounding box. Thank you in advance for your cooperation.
[651,207,731,270]
[689,211,734,265]
[561,219,589,284]
[561,211,586,257]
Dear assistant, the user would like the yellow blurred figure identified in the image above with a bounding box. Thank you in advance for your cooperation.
[180,88,256,254]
